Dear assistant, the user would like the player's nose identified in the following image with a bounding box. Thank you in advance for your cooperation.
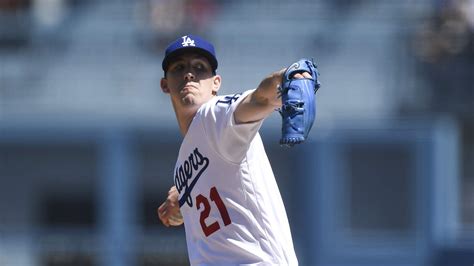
[184,72,195,81]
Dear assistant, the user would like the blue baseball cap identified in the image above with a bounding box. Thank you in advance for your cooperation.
[162,34,218,73]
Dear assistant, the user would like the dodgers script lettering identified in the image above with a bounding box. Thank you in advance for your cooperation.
[174,148,209,207]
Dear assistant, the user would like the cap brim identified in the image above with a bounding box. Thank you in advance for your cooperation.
[162,47,218,72]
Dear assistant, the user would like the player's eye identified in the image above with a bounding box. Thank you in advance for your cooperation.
[170,63,185,73]
[193,62,208,73]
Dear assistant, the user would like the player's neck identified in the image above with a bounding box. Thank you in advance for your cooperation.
[175,108,198,136]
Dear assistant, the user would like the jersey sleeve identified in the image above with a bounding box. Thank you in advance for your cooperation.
[198,89,264,164]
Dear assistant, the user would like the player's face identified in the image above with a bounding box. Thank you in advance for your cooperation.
[161,53,221,110]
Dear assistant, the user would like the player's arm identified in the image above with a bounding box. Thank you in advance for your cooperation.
[234,69,311,124]
[234,68,285,124]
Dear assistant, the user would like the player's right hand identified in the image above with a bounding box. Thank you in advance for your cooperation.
[157,186,184,227]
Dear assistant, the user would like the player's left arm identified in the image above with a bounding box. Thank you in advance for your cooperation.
[234,69,311,124]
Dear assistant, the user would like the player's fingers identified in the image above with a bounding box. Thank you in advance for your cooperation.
[168,211,184,226]
[158,202,167,214]
[160,206,173,220]
[169,218,183,226]
[293,72,312,79]
[157,205,168,220]
[169,214,183,223]
[158,202,173,222]
[158,211,170,227]
[157,207,170,227]
[159,208,168,218]
[293,73,303,79]
[302,72,312,78]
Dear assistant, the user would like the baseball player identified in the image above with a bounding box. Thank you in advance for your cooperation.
[157,34,320,265]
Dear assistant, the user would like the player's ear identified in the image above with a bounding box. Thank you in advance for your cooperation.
[161,78,170,94]
[212,75,221,95]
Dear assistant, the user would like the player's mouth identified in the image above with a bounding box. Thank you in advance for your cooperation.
[181,84,198,94]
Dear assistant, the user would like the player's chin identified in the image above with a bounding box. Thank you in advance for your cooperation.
[180,95,199,106]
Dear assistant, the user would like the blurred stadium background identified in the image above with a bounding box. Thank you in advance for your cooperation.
[0,0,473,265]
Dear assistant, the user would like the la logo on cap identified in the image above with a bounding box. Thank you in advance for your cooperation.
[181,36,195,47]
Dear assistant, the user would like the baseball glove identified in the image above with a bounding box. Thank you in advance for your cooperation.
[279,58,321,147]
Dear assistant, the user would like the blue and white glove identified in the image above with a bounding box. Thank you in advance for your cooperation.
[279,58,321,147]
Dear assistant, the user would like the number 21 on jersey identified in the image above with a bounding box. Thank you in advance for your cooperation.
[196,186,232,237]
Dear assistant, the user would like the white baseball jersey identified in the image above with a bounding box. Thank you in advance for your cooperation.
[173,89,298,265]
